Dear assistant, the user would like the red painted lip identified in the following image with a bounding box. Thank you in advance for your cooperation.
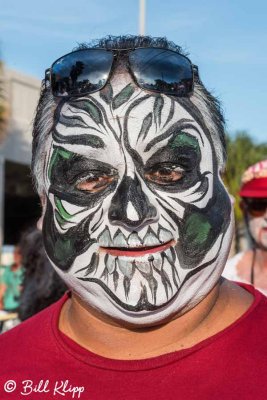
[100,240,175,257]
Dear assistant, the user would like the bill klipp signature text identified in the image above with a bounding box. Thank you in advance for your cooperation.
[20,379,85,398]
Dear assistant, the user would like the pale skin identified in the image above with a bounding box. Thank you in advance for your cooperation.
[235,250,267,291]
[234,206,267,292]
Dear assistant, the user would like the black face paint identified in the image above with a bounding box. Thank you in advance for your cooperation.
[108,175,158,228]
[42,79,233,324]
[43,198,97,271]
[49,146,118,207]
[176,180,232,269]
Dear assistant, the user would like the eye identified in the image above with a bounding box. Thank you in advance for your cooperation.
[145,164,184,185]
[76,171,118,193]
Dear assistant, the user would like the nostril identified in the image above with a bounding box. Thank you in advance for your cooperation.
[109,209,118,219]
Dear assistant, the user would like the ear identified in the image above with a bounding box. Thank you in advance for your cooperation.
[37,194,47,231]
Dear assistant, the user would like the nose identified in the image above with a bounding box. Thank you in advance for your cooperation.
[108,175,158,229]
[107,58,138,95]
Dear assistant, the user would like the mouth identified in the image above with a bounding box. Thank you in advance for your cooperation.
[100,239,175,257]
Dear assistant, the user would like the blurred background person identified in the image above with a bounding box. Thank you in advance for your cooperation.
[224,160,267,294]
[0,245,23,332]
[18,227,67,321]
[0,245,24,312]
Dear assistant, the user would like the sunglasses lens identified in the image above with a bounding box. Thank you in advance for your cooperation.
[129,48,193,96]
[246,200,267,217]
[51,50,113,97]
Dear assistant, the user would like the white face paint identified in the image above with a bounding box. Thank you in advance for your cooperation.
[248,210,267,250]
[42,69,234,326]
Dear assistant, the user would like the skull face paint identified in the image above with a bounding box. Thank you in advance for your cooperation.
[248,212,267,250]
[42,77,234,326]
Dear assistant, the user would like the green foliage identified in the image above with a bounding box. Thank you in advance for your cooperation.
[224,131,267,222]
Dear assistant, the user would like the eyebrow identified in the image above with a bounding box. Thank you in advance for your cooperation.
[59,113,89,129]
[59,109,106,135]
[144,119,202,152]
[52,130,105,148]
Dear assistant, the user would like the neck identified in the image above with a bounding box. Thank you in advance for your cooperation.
[255,248,267,270]
[59,279,253,360]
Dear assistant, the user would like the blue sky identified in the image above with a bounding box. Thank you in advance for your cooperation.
[0,0,266,142]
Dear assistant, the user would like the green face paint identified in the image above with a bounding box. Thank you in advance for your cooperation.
[54,237,74,263]
[55,197,73,220]
[170,132,200,154]
[48,146,73,180]
[184,213,212,246]
[112,83,135,109]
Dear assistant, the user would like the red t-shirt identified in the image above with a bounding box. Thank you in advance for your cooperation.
[1,284,267,400]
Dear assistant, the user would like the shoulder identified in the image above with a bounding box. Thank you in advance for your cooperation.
[0,303,52,347]
[0,294,67,372]
[222,252,245,280]
[217,282,267,363]
[218,280,267,332]
[237,285,267,355]
[232,282,267,329]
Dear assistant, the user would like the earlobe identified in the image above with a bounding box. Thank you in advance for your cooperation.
[37,194,47,231]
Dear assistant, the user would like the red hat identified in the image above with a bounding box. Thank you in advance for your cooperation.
[239,160,267,198]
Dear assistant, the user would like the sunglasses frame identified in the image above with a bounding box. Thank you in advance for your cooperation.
[242,199,267,217]
[45,47,198,98]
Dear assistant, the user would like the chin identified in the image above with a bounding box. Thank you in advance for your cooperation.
[55,259,222,328]
[51,216,234,327]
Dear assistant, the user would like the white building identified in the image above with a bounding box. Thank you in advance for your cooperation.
[0,68,41,250]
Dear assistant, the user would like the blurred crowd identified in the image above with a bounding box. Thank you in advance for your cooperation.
[0,227,66,332]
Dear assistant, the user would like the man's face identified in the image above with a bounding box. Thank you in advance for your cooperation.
[42,64,234,326]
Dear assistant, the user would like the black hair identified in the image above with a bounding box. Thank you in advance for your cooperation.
[18,227,67,321]
[75,34,186,55]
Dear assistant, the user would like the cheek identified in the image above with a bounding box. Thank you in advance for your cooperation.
[42,195,100,272]
[249,217,263,239]
[176,179,232,269]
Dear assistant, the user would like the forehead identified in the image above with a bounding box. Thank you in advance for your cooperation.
[53,88,213,165]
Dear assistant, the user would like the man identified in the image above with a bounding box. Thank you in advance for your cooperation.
[0,35,266,400]
[224,160,267,294]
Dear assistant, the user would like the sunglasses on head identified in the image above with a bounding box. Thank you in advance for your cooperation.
[45,47,198,98]
[243,199,267,217]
